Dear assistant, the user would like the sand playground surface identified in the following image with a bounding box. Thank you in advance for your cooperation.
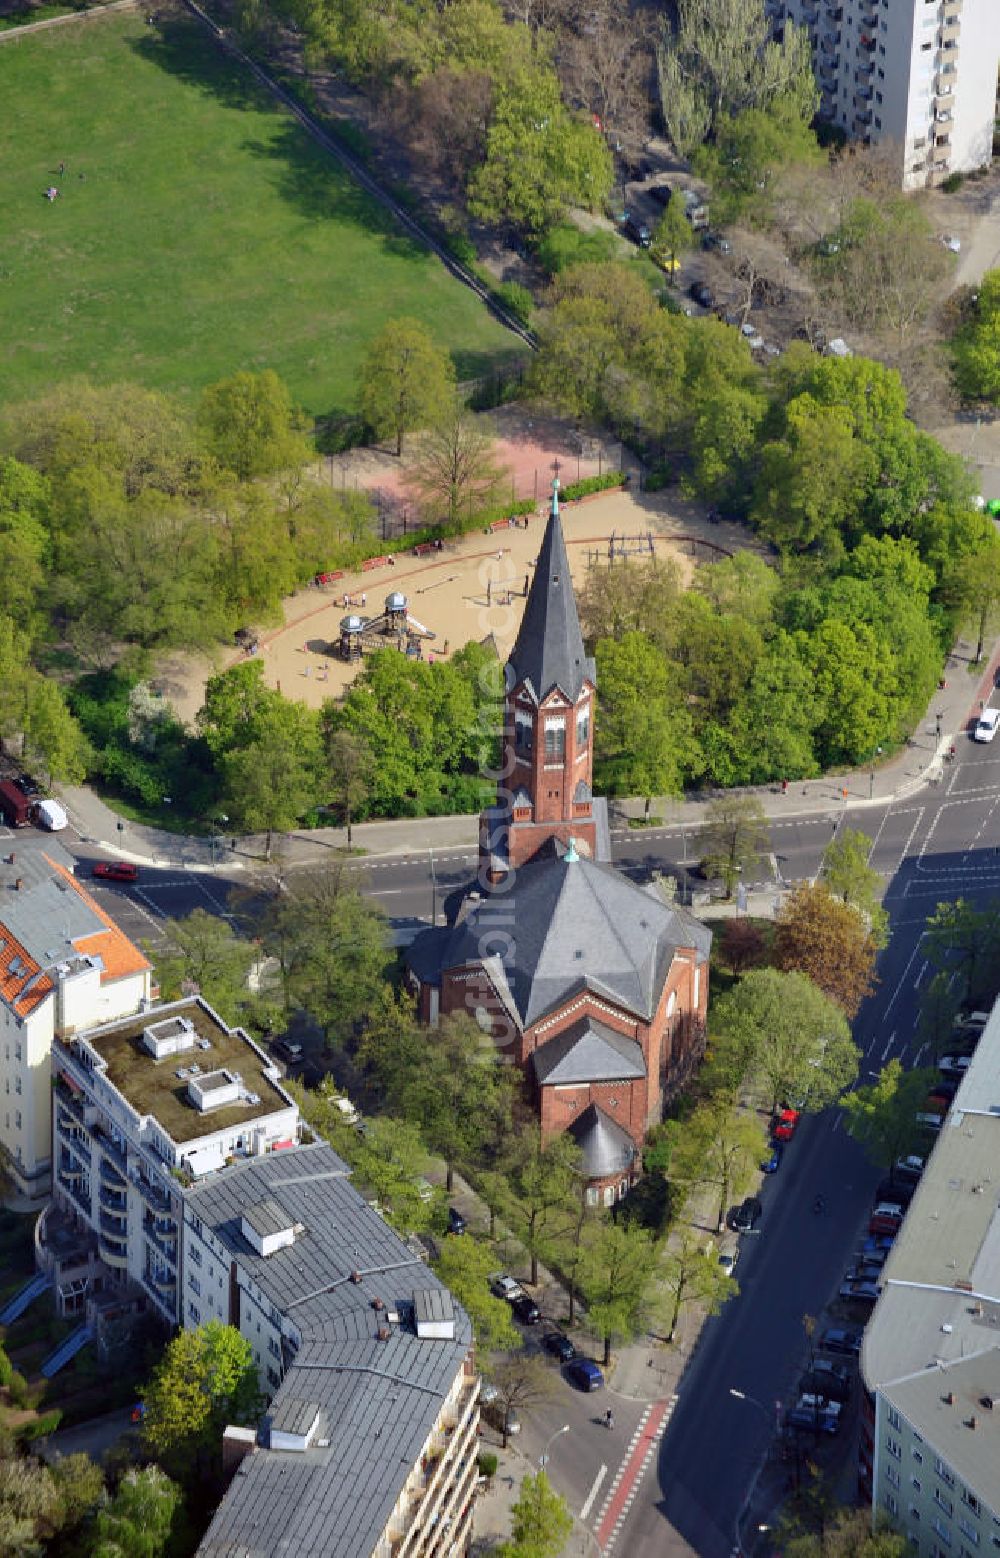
[154,408,746,724]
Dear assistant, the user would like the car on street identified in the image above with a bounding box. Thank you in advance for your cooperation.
[510,1294,541,1325]
[482,1398,521,1436]
[92,861,139,882]
[838,1278,880,1305]
[915,1111,945,1133]
[869,1204,904,1236]
[489,1274,524,1302]
[718,1249,739,1275]
[702,229,731,254]
[689,281,714,308]
[624,216,652,248]
[861,1233,895,1258]
[272,1039,304,1065]
[975,709,1000,743]
[542,1330,576,1363]
[786,1395,842,1434]
[447,1206,467,1235]
[844,1261,883,1283]
[818,1325,863,1356]
[875,1179,913,1207]
[938,1055,972,1078]
[894,1154,925,1181]
[565,1357,604,1392]
[761,1144,784,1174]
[926,1084,958,1110]
[729,1196,763,1235]
[954,1011,990,1030]
[772,1108,800,1142]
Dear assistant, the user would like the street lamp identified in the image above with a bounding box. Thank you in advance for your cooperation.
[539,1423,570,1468]
[869,745,882,800]
[429,846,438,928]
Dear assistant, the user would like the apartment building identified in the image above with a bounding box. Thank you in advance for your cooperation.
[861,1000,1000,1555]
[40,998,478,1557]
[768,0,999,189]
[0,843,151,1201]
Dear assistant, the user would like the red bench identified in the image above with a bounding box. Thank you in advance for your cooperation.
[362,555,391,572]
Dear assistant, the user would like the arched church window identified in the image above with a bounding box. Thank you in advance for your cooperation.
[544,717,566,760]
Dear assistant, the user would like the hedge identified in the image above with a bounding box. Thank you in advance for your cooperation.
[560,471,626,502]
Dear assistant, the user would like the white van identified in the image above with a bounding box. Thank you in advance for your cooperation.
[974,708,1000,742]
[33,798,68,831]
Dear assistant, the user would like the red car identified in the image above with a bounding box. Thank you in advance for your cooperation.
[772,1108,801,1142]
[869,1203,904,1237]
[92,861,139,883]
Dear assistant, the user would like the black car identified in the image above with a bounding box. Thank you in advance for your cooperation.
[447,1206,467,1236]
[689,281,714,308]
[542,1330,576,1363]
[818,1325,863,1356]
[511,1294,541,1325]
[728,1197,762,1235]
[800,1364,851,1403]
[625,216,652,248]
[14,775,42,798]
[650,184,672,207]
[875,1179,914,1208]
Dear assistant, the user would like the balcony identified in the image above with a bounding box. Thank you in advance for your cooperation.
[940,15,960,41]
[98,1183,127,1213]
[937,42,960,66]
[825,3,843,18]
[98,1229,128,1269]
[142,1269,177,1316]
[95,1131,128,1178]
[143,1221,177,1264]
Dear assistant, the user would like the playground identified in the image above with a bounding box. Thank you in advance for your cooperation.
[156,482,744,724]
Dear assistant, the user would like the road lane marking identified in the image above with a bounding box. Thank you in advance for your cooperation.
[880,1029,897,1063]
[580,1464,607,1521]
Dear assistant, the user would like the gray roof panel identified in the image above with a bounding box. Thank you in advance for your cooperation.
[532,1016,646,1085]
[507,503,594,704]
[568,1104,639,1178]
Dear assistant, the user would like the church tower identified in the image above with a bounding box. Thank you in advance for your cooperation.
[480,480,606,881]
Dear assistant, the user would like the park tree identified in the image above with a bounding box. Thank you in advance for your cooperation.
[651,198,694,278]
[752,397,874,559]
[655,1230,738,1343]
[409,402,509,530]
[925,898,1000,1010]
[796,616,897,770]
[154,908,258,1019]
[718,919,767,974]
[577,1218,657,1365]
[0,1452,60,1557]
[496,1126,582,1285]
[432,1235,519,1353]
[840,1059,939,1176]
[90,1466,182,1558]
[946,530,1000,663]
[484,1357,554,1453]
[774,882,878,1019]
[817,195,953,346]
[358,319,455,457]
[820,827,888,946]
[594,633,702,812]
[326,727,376,846]
[142,1321,262,1487]
[222,701,325,858]
[954,268,1000,404]
[673,1094,767,1232]
[712,967,858,1112]
[696,793,769,897]
[197,659,283,757]
[0,457,49,633]
[578,556,684,652]
[198,369,312,481]
[499,1470,574,1558]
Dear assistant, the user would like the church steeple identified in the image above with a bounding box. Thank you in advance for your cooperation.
[507,477,594,706]
[479,477,601,881]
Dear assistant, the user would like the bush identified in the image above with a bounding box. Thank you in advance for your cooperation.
[941,171,965,193]
[494,281,534,327]
[535,222,619,276]
[643,467,672,492]
[478,1450,499,1480]
[19,1409,63,1443]
[560,471,626,502]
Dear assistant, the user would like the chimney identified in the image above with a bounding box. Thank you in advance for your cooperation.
[945,1392,955,1405]
[13,878,22,891]
[968,1415,978,1431]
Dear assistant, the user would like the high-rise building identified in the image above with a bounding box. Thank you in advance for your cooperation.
[0,844,151,1201]
[768,0,998,189]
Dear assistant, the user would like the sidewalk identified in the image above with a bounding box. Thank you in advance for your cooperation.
[473,1445,601,1557]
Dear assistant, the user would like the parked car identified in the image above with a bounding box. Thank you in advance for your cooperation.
[33,798,68,831]
[702,229,731,253]
[92,861,139,882]
[818,1325,863,1356]
[565,1357,604,1392]
[954,1011,990,1030]
[843,1262,883,1283]
[772,1108,800,1142]
[542,1330,576,1363]
[800,1359,852,1402]
[926,1083,958,1109]
[973,709,1000,742]
[447,1206,467,1236]
[861,1234,896,1258]
[869,1204,904,1236]
[624,215,652,248]
[938,1055,972,1078]
[483,1399,521,1436]
[272,1039,304,1065]
[729,1197,763,1235]
[915,1111,945,1133]
[511,1294,541,1325]
[838,1278,880,1305]
[718,1249,739,1275]
[649,184,672,207]
[689,281,714,308]
[761,1143,784,1174]
[875,1179,913,1207]
[489,1274,524,1302]
[787,1395,841,1435]
[894,1154,925,1181]
[851,1247,889,1271]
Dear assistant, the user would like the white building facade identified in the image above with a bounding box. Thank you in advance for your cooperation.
[768,0,998,188]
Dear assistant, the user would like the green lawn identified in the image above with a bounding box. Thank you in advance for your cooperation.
[0,10,521,415]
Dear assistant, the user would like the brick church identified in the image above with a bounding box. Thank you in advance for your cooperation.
[406,483,711,1204]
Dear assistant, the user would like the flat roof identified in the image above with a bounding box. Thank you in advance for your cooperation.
[884,1349,1000,1512]
[78,999,290,1144]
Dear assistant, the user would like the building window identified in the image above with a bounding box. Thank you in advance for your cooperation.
[959,1521,980,1546]
[886,1407,901,1430]
[884,1495,898,1517]
[914,1479,923,1492]
[576,707,590,748]
[603,1186,614,1207]
[515,712,533,754]
[937,1493,955,1517]
[190,1246,202,1267]
[964,1495,982,1518]
[585,1188,599,1206]
[935,1527,954,1549]
[914,1451,924,1464]
[937,1460,957,1489]
[886,1436,902,1460]
[188,1302,201,1325]
[886,1466,900,1488]
[189,1275,201,1298]
[544,719,566,761]
[267,1367,280,1389]
[14,1112,20,1131]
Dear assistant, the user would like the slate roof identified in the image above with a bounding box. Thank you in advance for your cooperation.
[192,1143,472,1558]
[568,1104,639,1178]
[507,500,594,704]
[408,850,711,1027]
[532,1017,646,1086]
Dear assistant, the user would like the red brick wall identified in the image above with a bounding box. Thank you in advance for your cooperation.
[538,1078,648,1148]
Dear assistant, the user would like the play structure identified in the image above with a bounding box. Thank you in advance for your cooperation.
[336,591,437,661]
[585,531,656,567]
